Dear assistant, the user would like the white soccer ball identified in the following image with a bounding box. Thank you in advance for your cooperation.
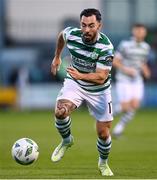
[11,138,39,165]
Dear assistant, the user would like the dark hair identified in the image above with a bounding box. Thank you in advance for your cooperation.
[80,8,101,22]
[133,23,147,29]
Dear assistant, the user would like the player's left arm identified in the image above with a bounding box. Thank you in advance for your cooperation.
[141,63,151,79]
[67,45,114,84]
[67,67,110,85]
[141,45,151,79]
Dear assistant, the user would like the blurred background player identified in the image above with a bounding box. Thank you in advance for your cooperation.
[51,8,114,176]
[112,24,151,137]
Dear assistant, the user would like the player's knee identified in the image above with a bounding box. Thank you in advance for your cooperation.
[55,105,69,119]
[98,128,110,141]
[131,101,140,110]
[122,103,131,112]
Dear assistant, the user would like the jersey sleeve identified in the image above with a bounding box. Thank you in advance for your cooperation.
[145,44,151,63]
[96,46,114,70]
[114,41,125,59]
[62,27,73,42]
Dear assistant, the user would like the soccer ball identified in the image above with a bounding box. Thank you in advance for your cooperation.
[11,138,39,165]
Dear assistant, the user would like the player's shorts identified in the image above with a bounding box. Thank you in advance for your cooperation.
[56,79,113,122]
[116,80,144,102]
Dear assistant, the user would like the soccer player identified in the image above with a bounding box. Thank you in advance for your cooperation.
[51,8,114,176]
[112,24,151,137]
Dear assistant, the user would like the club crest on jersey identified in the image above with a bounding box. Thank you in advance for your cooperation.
[90,52,99,59]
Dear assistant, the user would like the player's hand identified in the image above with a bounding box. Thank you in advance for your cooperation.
[51,57,61,75]
[141,64,151,79]
[67,67,82,80]
[123,67,137,77]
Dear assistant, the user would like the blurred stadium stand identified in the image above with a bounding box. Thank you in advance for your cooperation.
[0,0,157,109]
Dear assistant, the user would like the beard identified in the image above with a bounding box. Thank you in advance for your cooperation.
[82,33,97,44]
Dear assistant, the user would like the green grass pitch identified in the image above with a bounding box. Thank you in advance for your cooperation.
[0,108,157,179]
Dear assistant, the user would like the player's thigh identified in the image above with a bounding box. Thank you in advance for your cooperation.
[86,91,113,122]
[57,79,83,108]
[121,102,132,112]
[131,81,144,101]
[116,82,133,103]
[130,81,144,110]
[55,79,84,118]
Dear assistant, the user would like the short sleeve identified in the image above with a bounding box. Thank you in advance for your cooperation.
[62,27,73,42]
[115,41,125,59]
[145,44,151,63]
[96,47,114,70]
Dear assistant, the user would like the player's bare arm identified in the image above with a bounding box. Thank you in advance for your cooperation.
[113,57,137,77]
[55,99,77,119]
[67,67,109,85]
[141,63,151,79]
[51,32,65,75]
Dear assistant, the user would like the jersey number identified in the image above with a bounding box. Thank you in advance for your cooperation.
[108,101,112,114]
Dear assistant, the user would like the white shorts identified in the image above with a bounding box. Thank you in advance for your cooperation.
[116,80,144,103]
[57,79,113,122]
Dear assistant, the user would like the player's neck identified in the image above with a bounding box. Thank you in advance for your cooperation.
[132,37,144,43]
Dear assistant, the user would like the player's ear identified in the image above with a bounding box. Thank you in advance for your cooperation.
[98,22,102,30]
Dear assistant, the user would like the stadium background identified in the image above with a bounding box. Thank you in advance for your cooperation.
[0,0,157,179]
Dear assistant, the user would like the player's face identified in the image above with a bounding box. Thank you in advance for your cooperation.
[132,27,147,42]
[80,15,101,44]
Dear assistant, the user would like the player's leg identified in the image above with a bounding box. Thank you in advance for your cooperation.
[112,82,125,116]
[51,79,83,162]
[51,99,76,162]
[55,99,76,143]
[112,81,143,137]
[113,103,122,116]
[117,98,140,131]
[112,101,133,136]
[86,91,113,176]
[131,98,141,110]
[96,121,113,176]
[112,82,133,136]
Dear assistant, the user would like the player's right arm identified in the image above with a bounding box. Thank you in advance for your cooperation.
[113,56,137,77]
[141,63,151,79]
[51,31,65,75]
[113,41,137,77]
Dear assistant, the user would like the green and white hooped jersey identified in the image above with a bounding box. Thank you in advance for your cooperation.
[115,38,150,82]
[62,27,114,93]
